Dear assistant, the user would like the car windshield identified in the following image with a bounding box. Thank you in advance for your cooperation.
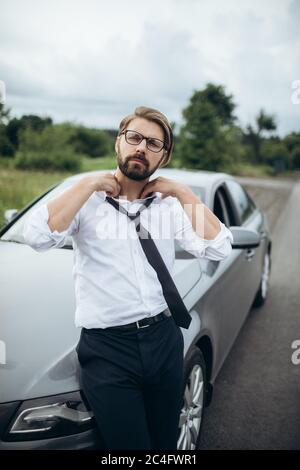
[1,178,205,248]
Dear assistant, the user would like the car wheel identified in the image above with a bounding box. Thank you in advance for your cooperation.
[177,348,206,450]
[253,251,271,308]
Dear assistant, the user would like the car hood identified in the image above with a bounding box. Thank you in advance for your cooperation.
[0,242,81,403]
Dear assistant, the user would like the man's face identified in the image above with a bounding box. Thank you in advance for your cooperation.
[115,117,166,181]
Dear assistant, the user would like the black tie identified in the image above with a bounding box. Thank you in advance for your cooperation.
[106,195,192,329]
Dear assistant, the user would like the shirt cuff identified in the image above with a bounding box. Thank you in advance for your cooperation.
[40,204,72,239]
[23,203,74,251]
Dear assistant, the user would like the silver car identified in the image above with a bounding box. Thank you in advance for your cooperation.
[0,168,271,450]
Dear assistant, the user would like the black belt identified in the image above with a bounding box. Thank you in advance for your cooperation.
[85,310,171,332]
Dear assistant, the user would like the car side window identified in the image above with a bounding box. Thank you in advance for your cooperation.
[225,180,256,224]
[213,190,229,227]
[213,184,237,227]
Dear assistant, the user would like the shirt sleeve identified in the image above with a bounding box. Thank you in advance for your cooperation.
[172,198,233,261]
[23,202,80,252]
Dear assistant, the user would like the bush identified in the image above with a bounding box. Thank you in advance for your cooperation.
[291,146,300,169]
[0,125,15,157]
[15,149,81,172]
[70,126,112,158]
[261,140,290,173]
[14,124,82,171]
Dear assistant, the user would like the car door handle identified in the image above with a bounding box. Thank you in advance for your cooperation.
[245,249,255,261]
[259,230,268,240]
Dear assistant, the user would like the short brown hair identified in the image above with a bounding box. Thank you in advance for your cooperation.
[118,106,174,167]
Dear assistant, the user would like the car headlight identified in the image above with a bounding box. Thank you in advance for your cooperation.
[4,391,94,442]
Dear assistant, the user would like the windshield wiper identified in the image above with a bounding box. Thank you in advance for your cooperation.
[0,239,23,244]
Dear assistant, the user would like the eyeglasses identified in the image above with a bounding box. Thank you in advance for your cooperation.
[120,130,166,153]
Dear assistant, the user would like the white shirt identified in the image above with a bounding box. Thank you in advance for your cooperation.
[23,189,233,329]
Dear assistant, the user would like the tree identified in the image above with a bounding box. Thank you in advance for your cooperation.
[199,83,236,126]
[0,104,14,156]
[0,103,10,125]
[15,124,81,172]
[244,109,277,164]
[176,83,237,171]
[291,146,300,169]
[284,132,300,154]
[0,124,15,157]
[69,126,112,158]
[5,115,53,151]
[19,114,53,132]
[261,140,290,173]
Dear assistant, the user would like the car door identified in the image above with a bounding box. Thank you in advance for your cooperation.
[214,180,261,359]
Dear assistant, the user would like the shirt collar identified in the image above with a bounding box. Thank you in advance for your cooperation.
[93,190,163,204]
[107,191,162,204]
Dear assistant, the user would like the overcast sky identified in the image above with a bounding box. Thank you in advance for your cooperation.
[0,0,299,135]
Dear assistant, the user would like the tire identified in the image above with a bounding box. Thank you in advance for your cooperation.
[253,250,271,308]
[177,348,207,450]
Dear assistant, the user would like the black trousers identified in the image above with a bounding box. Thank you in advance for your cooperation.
[76,314,184,450]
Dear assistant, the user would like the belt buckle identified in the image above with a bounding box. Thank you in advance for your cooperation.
[136,320,150,329]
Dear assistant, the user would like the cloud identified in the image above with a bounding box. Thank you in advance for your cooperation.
[0,0,299,134]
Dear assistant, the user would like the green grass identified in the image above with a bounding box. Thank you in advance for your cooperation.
[221,162,275,178]
[0,155,117,228]
[0,168,70,228]
[169,157,277,177]
[81,155,116,172]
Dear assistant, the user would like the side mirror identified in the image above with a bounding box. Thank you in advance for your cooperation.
[230,226,261,249]
[4,209,19,224]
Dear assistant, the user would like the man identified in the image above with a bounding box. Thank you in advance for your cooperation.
[23,106,233,450]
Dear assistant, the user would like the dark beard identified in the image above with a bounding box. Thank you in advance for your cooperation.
[117,152,161,181]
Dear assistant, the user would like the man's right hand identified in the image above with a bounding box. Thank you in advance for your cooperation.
[87,173,121,197]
